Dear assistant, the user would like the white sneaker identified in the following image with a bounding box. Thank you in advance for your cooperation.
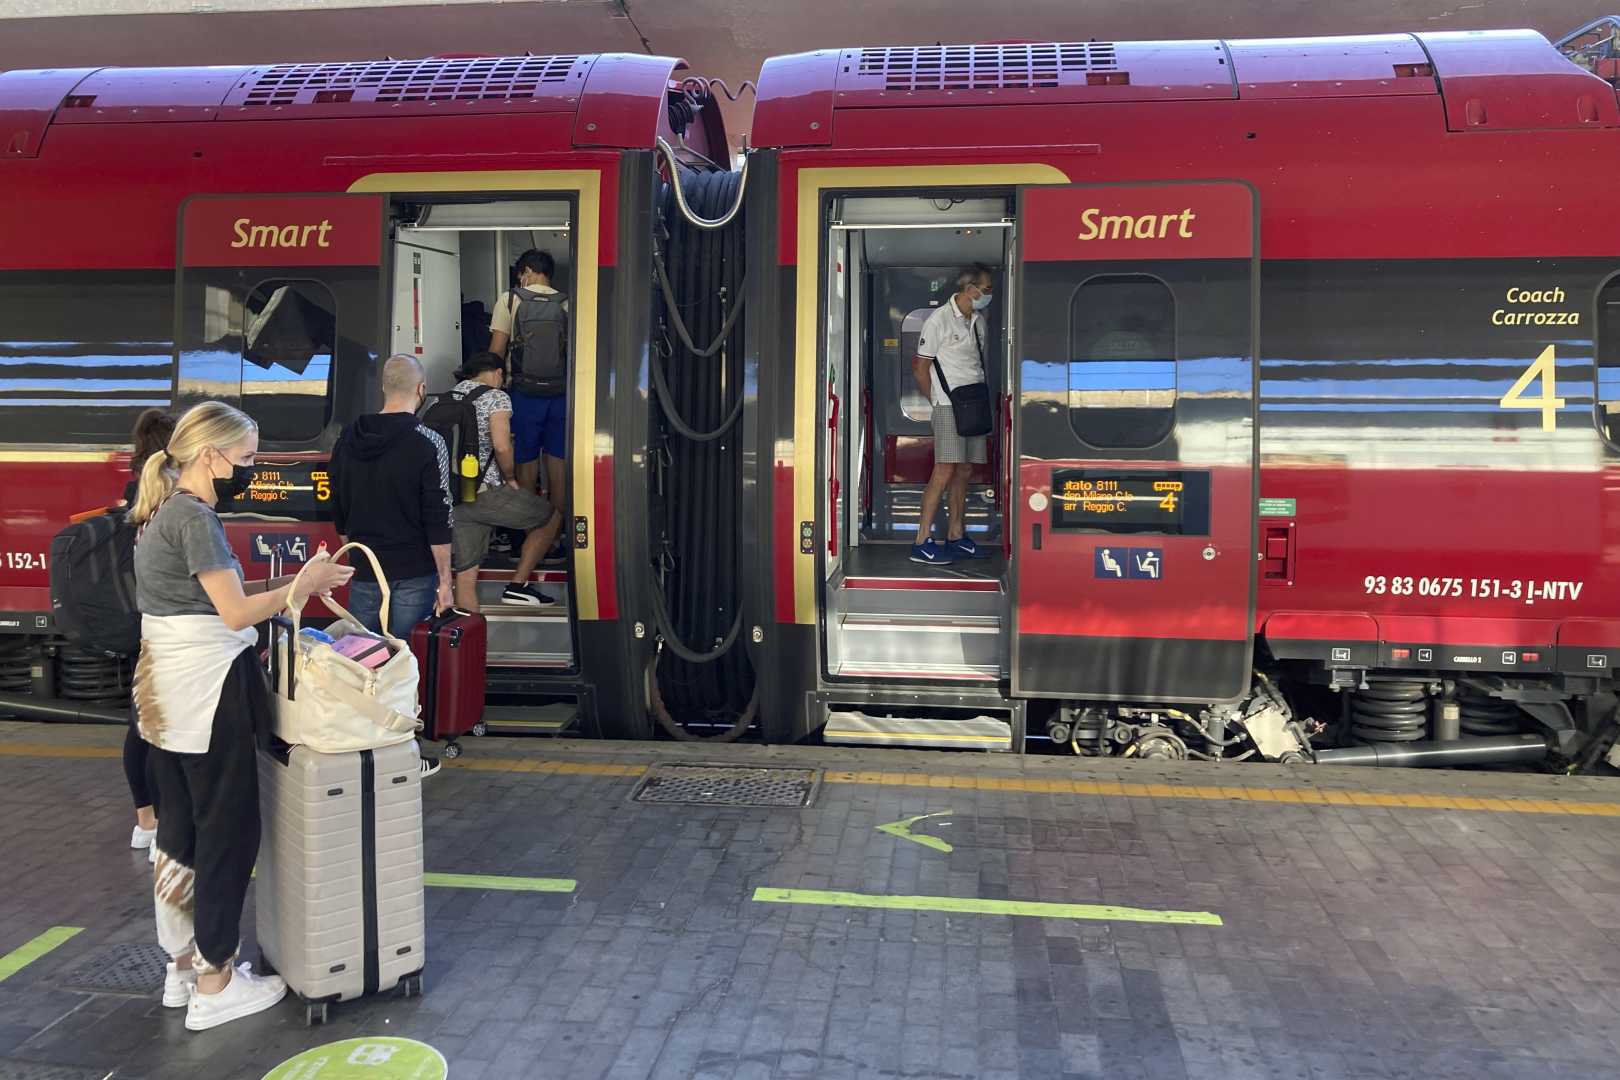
[163,962,197,1008]
[184,962,286,1031]
[131,824,156,850]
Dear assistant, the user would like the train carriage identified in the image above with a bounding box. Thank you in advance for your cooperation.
[4,23,1620,769]
[737,25,1620,760]
[0,51,734,739]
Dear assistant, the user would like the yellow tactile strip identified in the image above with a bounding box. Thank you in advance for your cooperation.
[816,769,1620,816]
[445,758,644,777]
[6,741,1618,816]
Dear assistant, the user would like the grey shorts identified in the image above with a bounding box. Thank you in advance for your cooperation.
[931,403,988,464]
[452,485,554,572]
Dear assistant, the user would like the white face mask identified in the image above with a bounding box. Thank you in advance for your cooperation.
[970,290,993,312]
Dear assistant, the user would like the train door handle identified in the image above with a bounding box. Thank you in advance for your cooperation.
[1031,523,1042,551]
[827,392,840,556]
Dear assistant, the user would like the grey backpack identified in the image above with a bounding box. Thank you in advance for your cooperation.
[507,287,568,397]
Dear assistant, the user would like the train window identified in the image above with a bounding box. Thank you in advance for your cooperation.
[1067,275,1176,449]
[0,271,174,446]
[240,279,335,443]
[1598,279,1620,444]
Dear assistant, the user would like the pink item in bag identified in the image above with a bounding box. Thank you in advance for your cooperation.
[331,632,392,669]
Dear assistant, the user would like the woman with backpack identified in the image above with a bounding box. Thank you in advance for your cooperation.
[129,400,352,1030]
[123,408,175,860]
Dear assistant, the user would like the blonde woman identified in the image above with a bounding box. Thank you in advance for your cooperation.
[130,401,351,1031]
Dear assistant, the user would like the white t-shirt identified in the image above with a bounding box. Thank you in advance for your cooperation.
[915,297,986,407]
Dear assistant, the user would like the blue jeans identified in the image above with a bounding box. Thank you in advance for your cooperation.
[347,574,437,639]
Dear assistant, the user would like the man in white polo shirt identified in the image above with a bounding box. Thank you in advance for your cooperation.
[910,263,995,565]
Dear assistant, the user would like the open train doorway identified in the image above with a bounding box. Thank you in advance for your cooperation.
[821,193,1014,685]
[388,196,578,725]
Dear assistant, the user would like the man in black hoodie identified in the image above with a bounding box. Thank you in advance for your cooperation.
[330,354,454,645]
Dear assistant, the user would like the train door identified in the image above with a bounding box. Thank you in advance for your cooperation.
[387,198,578,690]
[176,192,385,550]
[1011,182,1258,703]
[820,193,1011,683]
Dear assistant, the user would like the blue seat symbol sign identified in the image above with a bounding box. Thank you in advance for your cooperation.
[1095,546,1164,580]
[1094,547,1126,579]
[252,533,309,564]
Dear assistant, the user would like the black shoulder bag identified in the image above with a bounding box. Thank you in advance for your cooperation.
[930,321,993,437]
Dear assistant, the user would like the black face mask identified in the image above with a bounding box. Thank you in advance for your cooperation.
[213,463,253,504]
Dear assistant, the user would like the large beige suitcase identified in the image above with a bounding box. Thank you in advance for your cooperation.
[256,739,426,1025]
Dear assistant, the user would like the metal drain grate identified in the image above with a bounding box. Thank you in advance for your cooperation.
[0,1062,112,1080]
[632,764,819,807]
[58,942,168,996]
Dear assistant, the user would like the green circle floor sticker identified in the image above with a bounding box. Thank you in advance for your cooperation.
[263,1037,447,1080]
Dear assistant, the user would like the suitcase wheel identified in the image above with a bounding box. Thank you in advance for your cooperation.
[306,1000,331,1026]
[471,721,487,737]
[443,741,463,759]
[401,973,424,999]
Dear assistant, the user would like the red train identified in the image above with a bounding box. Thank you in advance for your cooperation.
[3,21,1618,767]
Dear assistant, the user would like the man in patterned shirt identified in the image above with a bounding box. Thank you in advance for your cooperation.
[445,352,562,611]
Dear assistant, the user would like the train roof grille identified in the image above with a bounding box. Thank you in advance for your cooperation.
[854,42,1118,91]
[239,55,584,106]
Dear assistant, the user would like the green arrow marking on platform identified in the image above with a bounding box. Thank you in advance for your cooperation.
[262,1037,447,1080]
[875,810,954,853]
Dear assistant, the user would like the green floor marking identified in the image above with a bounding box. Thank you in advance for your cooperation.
[262,1037,447,1080]
[0,926,84,983]
[875,810,954,853]
[753,888,1222,926]
[424,872,576,892]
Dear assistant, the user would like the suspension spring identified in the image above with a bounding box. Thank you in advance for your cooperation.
[57,647,130,703]
[1349,678,1428,743]
[0,638,30,693]
[1459,691,1524,735]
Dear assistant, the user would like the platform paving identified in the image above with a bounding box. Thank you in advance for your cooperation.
[3,720,1620,1079]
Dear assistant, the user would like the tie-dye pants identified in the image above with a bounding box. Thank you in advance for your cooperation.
[146,655,264,976]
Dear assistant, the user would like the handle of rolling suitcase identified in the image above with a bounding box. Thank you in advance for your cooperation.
[267,614,297,701]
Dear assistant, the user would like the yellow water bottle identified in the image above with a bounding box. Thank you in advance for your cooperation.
[459,452,478,503]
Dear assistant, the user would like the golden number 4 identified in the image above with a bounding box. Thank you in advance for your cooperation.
[1158,491,1178,512]
[1499,345,1565,432]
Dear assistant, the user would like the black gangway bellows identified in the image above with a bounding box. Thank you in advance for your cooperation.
[650,167,756,738]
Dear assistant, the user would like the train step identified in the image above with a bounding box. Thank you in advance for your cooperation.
[823,708,1014,751]
[480,703,579,736]
[830,612,1006,681]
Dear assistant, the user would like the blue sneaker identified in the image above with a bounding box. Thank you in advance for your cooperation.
[946,536,989,560]
[909,538,958,565]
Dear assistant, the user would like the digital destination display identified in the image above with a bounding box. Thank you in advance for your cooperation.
[1049,468,1211,535]
[238,461,333,518]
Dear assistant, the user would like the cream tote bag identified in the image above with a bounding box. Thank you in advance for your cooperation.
[268,543,422,753]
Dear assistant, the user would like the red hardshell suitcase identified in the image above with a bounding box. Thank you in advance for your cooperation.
[409,611,487,758]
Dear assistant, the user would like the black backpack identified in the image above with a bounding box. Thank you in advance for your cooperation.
[420,384,493,504]
[49,509,140,657]
[506,287,568,397]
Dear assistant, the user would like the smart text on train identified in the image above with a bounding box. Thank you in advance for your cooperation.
[230,218,334,249]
